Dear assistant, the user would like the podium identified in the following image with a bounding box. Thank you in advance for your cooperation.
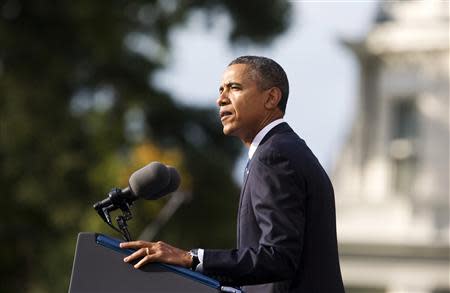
[69,233,242,293]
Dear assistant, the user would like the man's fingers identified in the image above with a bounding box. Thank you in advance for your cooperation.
[120,240,149,249]
[134,254,157,269]
[120,239,190,268]
[123,247,149,263]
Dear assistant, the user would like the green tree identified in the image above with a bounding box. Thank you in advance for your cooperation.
[0,0,291,292]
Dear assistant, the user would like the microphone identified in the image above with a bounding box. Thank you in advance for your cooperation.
[128,161,172,199]
[93,161,181,241]
[93,162,180,212]
[149,166,181,200]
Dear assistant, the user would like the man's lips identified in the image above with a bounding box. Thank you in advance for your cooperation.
[220,110,233,121]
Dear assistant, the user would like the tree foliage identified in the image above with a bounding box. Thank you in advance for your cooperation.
[0,0,291,291]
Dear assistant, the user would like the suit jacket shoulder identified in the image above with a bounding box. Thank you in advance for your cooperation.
[253,123,326,184]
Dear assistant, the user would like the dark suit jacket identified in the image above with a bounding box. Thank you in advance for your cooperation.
[203,123,345,293]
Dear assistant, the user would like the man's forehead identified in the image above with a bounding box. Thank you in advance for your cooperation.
[220,64,252,84]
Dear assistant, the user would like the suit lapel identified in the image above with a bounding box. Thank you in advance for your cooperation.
[237,159,251,245]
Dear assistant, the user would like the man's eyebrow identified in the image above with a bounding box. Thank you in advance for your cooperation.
[219,81,243,92]
[222,82,241,88]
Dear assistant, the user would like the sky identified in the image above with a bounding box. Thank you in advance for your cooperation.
[154,1,380,182]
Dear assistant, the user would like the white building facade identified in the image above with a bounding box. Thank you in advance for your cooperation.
[333,1,449,292]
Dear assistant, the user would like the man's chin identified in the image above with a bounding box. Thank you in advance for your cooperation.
[222,125,236,136]
[222,128,232,136]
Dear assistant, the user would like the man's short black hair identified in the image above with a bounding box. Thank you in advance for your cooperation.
[228,56,289,113]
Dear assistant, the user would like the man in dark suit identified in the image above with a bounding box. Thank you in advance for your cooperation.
[121,56,345,292]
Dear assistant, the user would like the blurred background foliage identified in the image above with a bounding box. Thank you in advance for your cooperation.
[0,0,291,291]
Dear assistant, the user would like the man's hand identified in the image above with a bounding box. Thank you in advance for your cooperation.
[119,240,193,269]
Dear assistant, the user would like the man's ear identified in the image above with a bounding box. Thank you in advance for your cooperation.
[264,87,282,110]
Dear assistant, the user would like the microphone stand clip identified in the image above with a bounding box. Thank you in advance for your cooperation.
[94,188,135,241]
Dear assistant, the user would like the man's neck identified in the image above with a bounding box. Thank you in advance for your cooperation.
[247,118,285,159]
[241,113,284,147]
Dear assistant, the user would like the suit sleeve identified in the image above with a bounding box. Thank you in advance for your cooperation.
[202,150,306,286]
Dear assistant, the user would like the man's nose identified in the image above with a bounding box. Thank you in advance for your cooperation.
[216,91,230,107]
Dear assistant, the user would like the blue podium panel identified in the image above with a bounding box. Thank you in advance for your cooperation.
[69,232,221,293]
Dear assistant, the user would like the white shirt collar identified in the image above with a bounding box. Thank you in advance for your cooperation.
[248,118,285,159]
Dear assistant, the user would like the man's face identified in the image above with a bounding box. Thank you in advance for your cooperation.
[217,64,268,144]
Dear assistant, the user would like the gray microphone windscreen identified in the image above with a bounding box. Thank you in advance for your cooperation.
[128,162,170,199]
[148,166,181,200]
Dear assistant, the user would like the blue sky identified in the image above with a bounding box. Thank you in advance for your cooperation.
[154,1,379,180]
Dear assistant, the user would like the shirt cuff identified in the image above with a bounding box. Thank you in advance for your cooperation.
[196,248,204,272]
